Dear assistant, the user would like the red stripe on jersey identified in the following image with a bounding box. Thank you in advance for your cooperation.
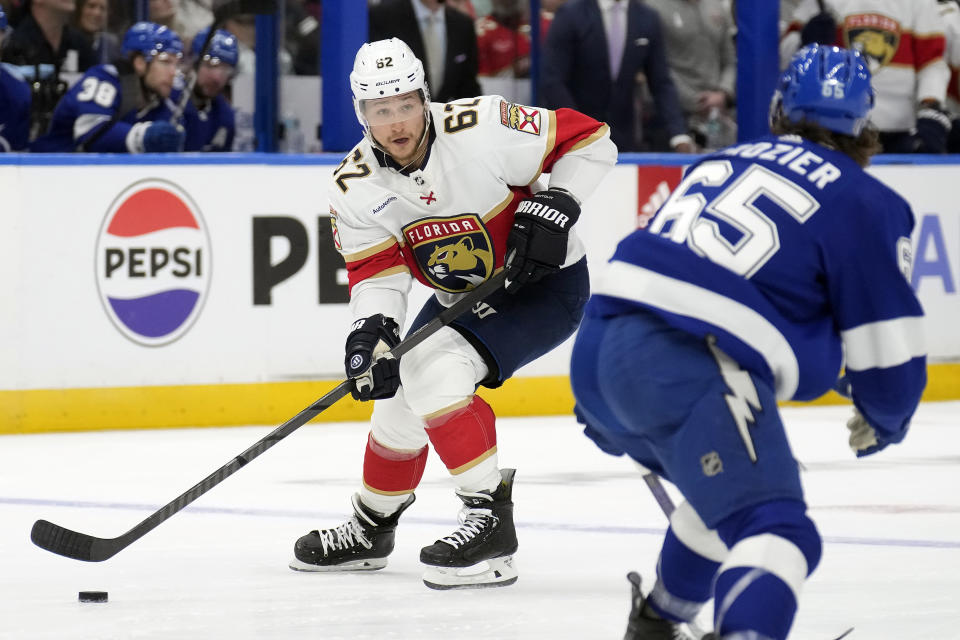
[399,188,530,290]
[344,242,405,294]
[425,396,497,472]
[909,32,945,70]
[484,188,529,268]
[541,108,605,173]
[362,434,428,494]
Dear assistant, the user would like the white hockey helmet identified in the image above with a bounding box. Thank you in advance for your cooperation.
[350,38,431,144]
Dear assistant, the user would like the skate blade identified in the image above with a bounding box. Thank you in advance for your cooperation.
[422,555,517,590]
[288,556,387,572]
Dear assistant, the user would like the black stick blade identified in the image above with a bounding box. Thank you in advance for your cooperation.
[31,520,113,562]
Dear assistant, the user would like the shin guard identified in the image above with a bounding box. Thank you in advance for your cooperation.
[425,396,500,491]
[362,433,428,497]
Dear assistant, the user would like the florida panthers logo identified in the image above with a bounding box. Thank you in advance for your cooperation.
[844,14,900,69]
[403,214,494,293]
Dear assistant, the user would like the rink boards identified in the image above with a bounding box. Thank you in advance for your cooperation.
[1,153,957,433]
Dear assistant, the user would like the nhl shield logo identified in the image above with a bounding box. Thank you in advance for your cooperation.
[403,214,494,293]
[844,14,900,69]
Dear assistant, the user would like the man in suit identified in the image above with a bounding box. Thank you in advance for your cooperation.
[541,0,694,152]
[370,0,481,103]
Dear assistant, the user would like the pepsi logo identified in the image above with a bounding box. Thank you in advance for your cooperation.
[95,179,212,346]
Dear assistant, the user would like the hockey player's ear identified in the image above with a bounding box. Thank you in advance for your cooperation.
[133,55,148,76]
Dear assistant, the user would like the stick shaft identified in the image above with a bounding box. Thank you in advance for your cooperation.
[32,271,506,562]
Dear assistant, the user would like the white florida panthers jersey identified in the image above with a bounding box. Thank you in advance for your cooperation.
[327,95,617,325]
[782,0,949,131]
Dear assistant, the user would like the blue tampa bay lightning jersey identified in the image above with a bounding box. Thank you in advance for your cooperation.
[183,93,234,151]
[32,64,189,152]
[589,133,926,444]
[0,63,31,151]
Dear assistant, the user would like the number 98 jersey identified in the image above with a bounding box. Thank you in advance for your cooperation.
[328,94,616,324]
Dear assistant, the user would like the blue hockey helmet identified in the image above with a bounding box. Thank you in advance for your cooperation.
[122,22,184,62]
[0,5,7,31]
[191,28,239,67]
[772,44,875,136]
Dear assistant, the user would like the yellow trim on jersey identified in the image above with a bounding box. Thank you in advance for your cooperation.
[568,123,611,153]
[362,481,416,496]
[343,237,399,263]
[2,363,957,434]
[482,192,515,224]
[448,446,498,475]
[423,398,472,422]
[367,265,410,280]
[532,110,559,184]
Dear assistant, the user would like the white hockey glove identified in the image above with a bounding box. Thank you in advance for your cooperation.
[846,409,886,458]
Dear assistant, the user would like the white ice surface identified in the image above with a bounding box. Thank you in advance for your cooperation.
[1,403,958,639]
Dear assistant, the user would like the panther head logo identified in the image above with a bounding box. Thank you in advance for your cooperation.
[426,236,493,289]
[850,30,897,68]
[844,14,900,70]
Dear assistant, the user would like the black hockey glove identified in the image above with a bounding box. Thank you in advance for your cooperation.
[504,188,580,293]
[344,314,401,401]
[913,104,951,154]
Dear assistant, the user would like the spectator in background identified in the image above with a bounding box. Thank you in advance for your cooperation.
[539,0,567,41]
[476,0,530,77]
[541,0,693,152]
[782,0,952,153]
[940,0,960,152]
[287,0,320,75]
[148,0,188,41]
[447,0,475,19]
[183,27,236,151]
[32,21,187,152]
[74,0,121,64]
[224,12,292,74]
[370,0,481,102]
[645,0,736,150]
[177,0,212,43]
[1,0,97,72]
[0,5,32,150]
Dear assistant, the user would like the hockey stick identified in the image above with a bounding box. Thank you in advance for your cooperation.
[31,270,508,562]
[642,473,855,640]
[640,472,709,639]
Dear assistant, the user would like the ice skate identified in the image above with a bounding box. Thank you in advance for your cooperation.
[289,493,414,572]
[420,468,518,590]
[624,572,706,640]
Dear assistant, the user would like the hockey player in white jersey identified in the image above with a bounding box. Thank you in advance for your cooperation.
[781,0,952,153]
[289,38,616,589]
[571,45,926,639]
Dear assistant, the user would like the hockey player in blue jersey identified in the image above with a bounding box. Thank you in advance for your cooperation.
[570,44,926,640]
[0,6,31,152]
[31,21,186,153]
[183,28,237,152]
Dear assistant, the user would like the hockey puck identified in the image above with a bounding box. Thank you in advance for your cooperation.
[78,591,108,603]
